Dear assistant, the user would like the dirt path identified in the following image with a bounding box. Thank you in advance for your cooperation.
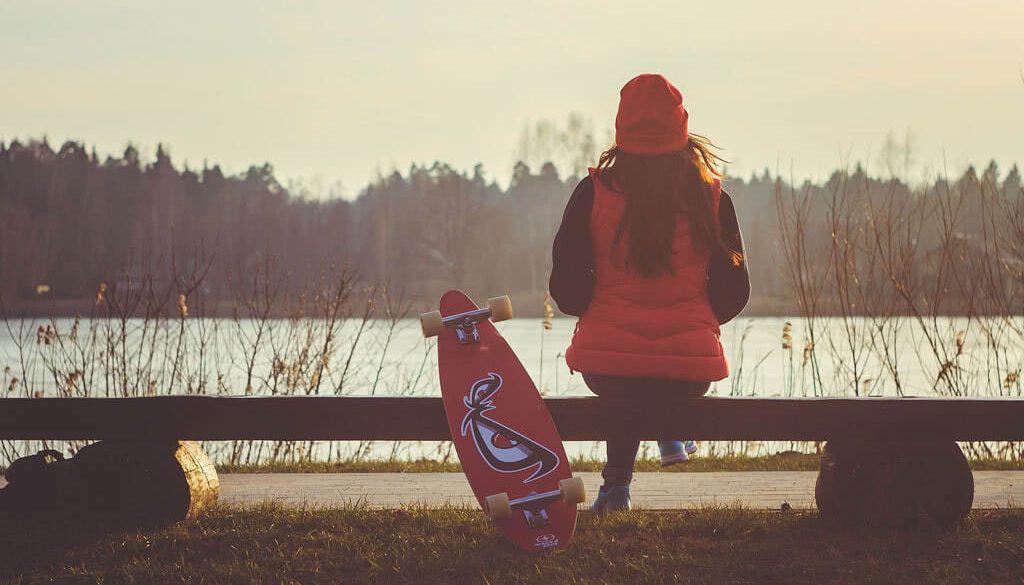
[217,471,1021,510]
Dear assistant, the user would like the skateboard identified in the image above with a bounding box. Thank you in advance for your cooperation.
[421,290,585,552]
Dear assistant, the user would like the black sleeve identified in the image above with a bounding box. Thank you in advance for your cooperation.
[708,190,751,325]
[549,176,595,316]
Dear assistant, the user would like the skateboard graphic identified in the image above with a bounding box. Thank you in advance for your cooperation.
[421,290,585,551]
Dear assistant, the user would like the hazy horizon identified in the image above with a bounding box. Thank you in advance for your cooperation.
[3,0,1022,195]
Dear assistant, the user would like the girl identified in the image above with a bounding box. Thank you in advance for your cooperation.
[549,73,750,512]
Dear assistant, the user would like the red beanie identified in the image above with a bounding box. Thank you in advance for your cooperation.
[615,74,689,155]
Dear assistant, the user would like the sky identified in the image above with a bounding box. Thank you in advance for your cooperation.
[2,0,1022,196]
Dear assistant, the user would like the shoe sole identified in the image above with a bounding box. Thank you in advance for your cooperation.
[660,452,689,466]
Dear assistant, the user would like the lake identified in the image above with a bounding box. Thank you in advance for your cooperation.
[2,315,1021,463]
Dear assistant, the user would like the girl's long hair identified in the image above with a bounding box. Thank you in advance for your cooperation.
[596,133,726,278]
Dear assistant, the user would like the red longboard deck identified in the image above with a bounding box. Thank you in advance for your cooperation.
[436,290,577,552]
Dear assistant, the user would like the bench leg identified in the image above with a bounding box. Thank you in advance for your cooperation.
[815,440,973,529]
[1,440,219,529]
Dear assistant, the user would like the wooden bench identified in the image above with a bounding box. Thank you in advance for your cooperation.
[0,396,1021,441]
[1,396,1021,528]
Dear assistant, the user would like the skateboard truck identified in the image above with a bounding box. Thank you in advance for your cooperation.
[484,477,586,526]
[514,490,559,528]
[420,296,513,345]
[449,310,489,344]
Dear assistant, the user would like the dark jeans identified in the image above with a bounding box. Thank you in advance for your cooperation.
[584,373,710,487]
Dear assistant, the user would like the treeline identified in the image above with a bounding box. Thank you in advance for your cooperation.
[0,137,1021,316]
[0,139,350,310]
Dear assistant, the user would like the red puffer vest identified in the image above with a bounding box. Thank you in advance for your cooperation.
[565,168,728,381]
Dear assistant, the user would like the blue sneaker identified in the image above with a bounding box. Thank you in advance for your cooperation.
[659,441,689,466]
[684,440,698,456]
[592,485,631,513]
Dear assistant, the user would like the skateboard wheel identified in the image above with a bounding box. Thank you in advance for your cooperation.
[484,492,512,521]
[559,477,586,505]
[487,295,513,322]
[419,310,443,338]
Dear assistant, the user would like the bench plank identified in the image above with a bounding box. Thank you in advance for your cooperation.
[1,396,1022,441]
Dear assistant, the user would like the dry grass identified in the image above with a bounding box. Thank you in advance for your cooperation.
[1,505,1022,584]
[215,453,1024,474]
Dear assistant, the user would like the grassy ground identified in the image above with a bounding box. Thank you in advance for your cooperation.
[6,453,1019,476]
[1,505,1022,584]
[218,453,1024,474]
